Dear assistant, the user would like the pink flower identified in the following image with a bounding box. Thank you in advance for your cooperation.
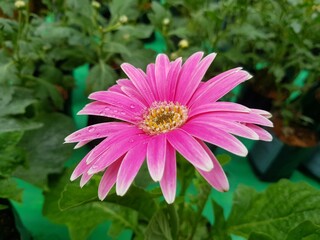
[65,52,273,204]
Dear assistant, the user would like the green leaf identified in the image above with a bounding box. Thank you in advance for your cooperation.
[0,117,42,134]
[44,169,140,240]
[0,178,23,202]
[285,221,320,240]
[210,200,231,240]
[86,62,117,92]
[0,131,25,177]
[0,59,20,85]
[0,86,36,117]
[248,232,273,240]
[117,24,154,39]
[58,177,100,211]
[109,0,139,20]
[216,154,231,166]
[145,209,173,240]
[60,179,158,220]
[13,113,75,189]
[33,77,64,110]
[227,180,320,240]
[103,42,132,56]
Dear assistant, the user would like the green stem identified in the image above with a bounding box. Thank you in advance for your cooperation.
[188,184,211,240]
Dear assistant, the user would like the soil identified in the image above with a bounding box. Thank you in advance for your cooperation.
[273,114,318,147]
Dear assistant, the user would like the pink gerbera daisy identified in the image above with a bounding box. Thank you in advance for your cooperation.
[65,52,273,204]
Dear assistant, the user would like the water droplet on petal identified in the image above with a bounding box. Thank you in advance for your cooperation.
[114,109,118,113]
[130,104,135,109]
[105,107,110,111]
[120,111,126,115]
[129,139,134,143]
[88,126,95,132]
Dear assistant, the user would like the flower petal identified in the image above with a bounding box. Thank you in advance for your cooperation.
[166,128,213,171]
[155,54,170,100]
[205,112,273,127]
[250,109,272,118]
[246,123,273,141]
[146,63,159,100]
[147,134,167,181]
[116,143,147,196]
[65,122,132,143]
[180,53,216,104]
[189,67,242,103]
[196,141,229,192]
[86,127,143,164]
[175,52,204,102]
[98,158,122,200]
[80,172,94,188]
[160,142,176,204]
[78,101,142,124]
[182,121,248,157]
[166,58,182,101]
[189,102,250,118]
[87,133,150,174]
[189,117,259,140]
[89,91,146,110]
[190,70,251,107]
[121,63,155,104]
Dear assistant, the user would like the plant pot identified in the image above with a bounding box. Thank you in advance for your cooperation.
[300,147,320,181]
[249,130,318,182]
[0,198,31,240]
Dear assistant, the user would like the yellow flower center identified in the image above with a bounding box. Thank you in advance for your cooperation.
[140,101,188,135]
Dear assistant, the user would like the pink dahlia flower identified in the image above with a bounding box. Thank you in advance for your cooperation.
[65,52,273,204]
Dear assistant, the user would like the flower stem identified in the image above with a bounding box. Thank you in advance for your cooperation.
[188,184,211,240]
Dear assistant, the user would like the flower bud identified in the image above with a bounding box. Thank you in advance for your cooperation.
[15,0,26,9]
[119,15,128,24]
[178,39,189,49]
[91,1,101,9]
[162,18,170,26]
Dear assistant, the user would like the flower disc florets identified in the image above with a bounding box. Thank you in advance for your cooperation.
[140,101,188,135]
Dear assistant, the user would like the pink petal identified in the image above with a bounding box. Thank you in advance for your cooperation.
[166,58,182,101]
[86,127,144,164]
[204,112,273,127]
[190,70,251,107]
[78,101,142,124]
[70,153,92,181]
[146,63,159,100]
[246,123,273,141]
[175,52,204,102]
[89,91,146,111]
[121,63,155,105]
[80,172,93,187]
[189,67,243,103]
[108,84,123,94]
[87,132,150,174]
[160,142,176,204]
[189,117,259,140]
[166,128,213,171]
[250,109,272,118]
[179,53,216,104]
[147,134,167,181]
[65,122,132,143]
[74,141,90,149]
[98,158,122,200]
[196,141,229,192]
[116,143,147,196]
[155,54,170,100]
[182,122,248,157]
[189,102,250,118]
